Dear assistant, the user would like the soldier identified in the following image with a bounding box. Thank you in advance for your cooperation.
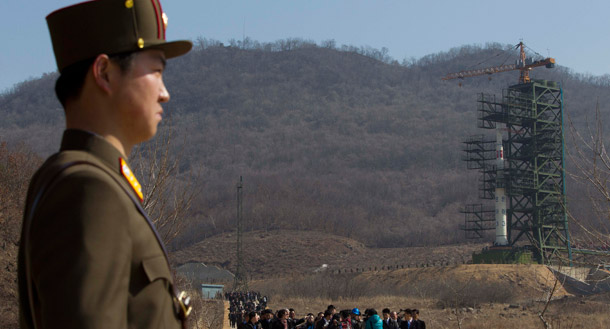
[17,0,192,328]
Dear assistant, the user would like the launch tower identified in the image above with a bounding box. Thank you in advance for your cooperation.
[461,80,572,264]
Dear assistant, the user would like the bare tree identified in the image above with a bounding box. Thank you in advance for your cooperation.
[190,298,225,329]
[173,275,225,329]
[438,275,478,329]
[567,103,610,255]
[131,122,198,246]
[0,142,41,245]
[0,142,41,328]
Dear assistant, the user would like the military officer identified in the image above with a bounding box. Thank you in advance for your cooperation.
[17,0,192,328]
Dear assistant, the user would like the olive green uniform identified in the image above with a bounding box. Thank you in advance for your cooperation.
[18,129,181,329]
[19,0,192,326]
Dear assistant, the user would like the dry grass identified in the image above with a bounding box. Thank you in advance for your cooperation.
[249,264,610,329]
[249,264,568,303]
[187,297,225,329]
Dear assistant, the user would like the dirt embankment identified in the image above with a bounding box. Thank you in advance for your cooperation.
[357,264,571,300]
[171,230,485,277]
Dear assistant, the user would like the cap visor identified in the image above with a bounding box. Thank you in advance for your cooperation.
[149,40,193,59]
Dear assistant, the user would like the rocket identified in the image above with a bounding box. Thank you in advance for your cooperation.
[495,126,508,246]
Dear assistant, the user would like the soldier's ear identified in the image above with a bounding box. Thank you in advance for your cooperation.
[91,54,113,94]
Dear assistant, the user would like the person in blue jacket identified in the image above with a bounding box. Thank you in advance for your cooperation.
[364,309,383,329]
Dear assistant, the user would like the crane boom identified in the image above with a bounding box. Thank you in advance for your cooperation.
[442,42,556,84]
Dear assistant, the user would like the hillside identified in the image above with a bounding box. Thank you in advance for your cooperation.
[1,40,610,251]
[3,40,610,329]
[171,230,485,278]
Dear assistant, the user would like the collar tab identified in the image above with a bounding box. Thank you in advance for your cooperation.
[119,157,143,202]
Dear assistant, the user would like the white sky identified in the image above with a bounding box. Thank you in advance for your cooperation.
[1,0,609,92]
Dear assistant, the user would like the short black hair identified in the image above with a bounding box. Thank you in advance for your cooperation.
[54,51,136,107]
[382,308,390,314]
[54,57,94,107]
[248,311,259,319]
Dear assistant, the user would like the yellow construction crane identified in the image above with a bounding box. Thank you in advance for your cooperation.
[442,42,555,84]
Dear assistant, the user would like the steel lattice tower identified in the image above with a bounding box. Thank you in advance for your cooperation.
[462,80,572,265]
[233,176,248,291]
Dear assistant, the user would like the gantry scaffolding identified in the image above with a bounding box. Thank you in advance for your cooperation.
[462,80,572,264]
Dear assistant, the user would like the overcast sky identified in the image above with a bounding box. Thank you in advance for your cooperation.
[1,0,609,93]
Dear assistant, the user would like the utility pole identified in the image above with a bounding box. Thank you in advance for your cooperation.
[233,176,248,291]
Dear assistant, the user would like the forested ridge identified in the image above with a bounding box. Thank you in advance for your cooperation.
[2,39,610,250]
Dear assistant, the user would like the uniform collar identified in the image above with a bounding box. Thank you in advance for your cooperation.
[60,129,144,202]
[60,129,125,173]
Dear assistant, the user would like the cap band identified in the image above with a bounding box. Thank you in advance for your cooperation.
[47,0,191,72]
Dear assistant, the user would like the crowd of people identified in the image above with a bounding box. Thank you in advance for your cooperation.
[227,296,426,329]
[226,291,269,327]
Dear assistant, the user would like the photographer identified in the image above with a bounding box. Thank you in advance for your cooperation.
[328,314,341,329]
[315,310,333,329]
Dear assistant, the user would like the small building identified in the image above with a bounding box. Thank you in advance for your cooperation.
[201,284,224,299]
[175,262,235,283]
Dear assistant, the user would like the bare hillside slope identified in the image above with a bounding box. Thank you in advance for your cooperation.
[171,230,485,277]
